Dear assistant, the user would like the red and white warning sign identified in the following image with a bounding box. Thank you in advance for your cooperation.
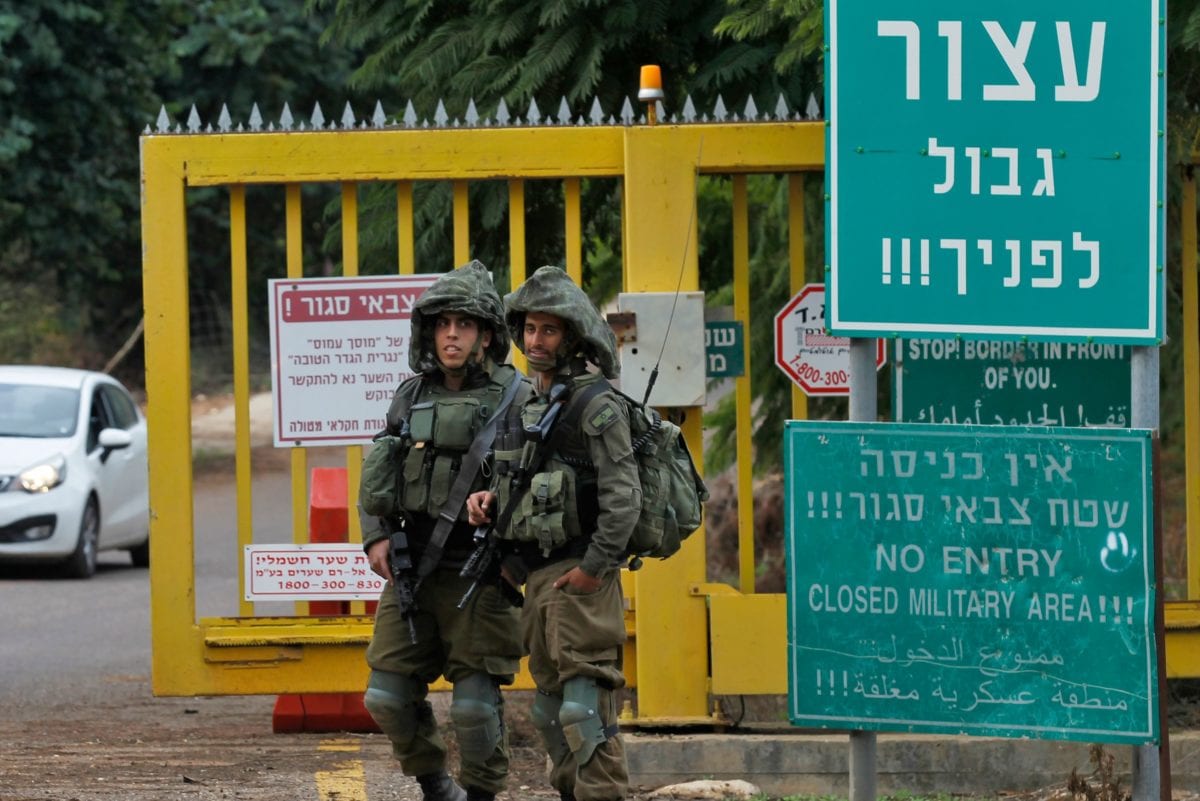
[268,274,440,447]
[773,284,885,396]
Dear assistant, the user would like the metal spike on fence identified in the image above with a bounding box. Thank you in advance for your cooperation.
[341,102,356,129]
[205,123,213,133]
[495,98,511,126]
[268,121,276,131]
[278,103,293,131]
[526,97,541,126]
[655,100,665,122]
[217,104,232,132]
[186,105,202,133]
[466,98,479,126]
[236,122,245,132]
[174,122,183,134]
[156,105,171,133]
[713,95,728,121]
[557,97,571,125]
[619,97,633,125]
[311,102,326,130]
[588,97,603,125]
[806,93,821,120]
[682,95,696,123]
[744,95,759,121]
[434,100,448,127]
[403,101,418,128]
[774,94,789,121]
[248,103,263,132]
[372,100,386,128]
[143,124,151,134]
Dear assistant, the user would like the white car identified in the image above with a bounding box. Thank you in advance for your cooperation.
[0,366,150,578]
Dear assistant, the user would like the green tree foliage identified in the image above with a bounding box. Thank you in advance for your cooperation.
[715,0,823,79]
[311,0,818,298]
[0,0,355,379]
[0,1,184,360]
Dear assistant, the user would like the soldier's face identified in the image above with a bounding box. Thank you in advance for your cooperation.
[523,312,565,372]
[434,312,491,369]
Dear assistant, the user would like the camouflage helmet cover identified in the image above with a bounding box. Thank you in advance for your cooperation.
[409,260,509,373]
[504,265,619,379]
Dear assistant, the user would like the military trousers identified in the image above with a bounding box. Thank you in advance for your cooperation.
[522,556,629,801]
[366,568,522,794]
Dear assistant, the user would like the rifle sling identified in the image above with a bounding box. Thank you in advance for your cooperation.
[415,372,525,579]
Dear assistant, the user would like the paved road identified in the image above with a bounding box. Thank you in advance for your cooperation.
[0,450,565,801]
[0,457,317,710]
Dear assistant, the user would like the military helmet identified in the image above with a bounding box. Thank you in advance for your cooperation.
[410,260,509,373]
[504,265,619,379]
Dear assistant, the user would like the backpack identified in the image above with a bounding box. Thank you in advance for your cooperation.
[562,380,710,566]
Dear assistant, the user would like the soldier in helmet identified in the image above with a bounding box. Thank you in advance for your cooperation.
[359,260,531,801]
[467,265,638,801]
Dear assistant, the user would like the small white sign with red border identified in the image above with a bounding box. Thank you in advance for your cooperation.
[774,283,885,396]
[244,543,384,601]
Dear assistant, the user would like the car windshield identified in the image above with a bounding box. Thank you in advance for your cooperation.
[0,383,80,438]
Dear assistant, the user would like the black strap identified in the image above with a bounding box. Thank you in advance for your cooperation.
[415,372,525,578]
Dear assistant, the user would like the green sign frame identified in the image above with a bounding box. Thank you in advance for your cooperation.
[825,1,1166,343]
[893,339,1132,427]
[785,421,1158,743]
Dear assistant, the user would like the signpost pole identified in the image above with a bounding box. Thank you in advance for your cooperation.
[847,338,877,801]
[1131,345,1168,801]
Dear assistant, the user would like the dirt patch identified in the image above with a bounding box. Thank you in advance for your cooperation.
[0,688,583,801]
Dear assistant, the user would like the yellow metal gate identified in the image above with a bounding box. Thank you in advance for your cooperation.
[141,99,820,722]
[140,99,1200,722]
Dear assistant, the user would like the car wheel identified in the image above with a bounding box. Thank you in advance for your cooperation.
[128,535,150,568]
[63,498,100,579]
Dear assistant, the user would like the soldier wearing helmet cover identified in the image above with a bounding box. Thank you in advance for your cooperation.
[359,261,531,801]
[468,265,639,801]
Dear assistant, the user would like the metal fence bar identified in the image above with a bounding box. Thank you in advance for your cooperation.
[787,174,809,422]
[397,181,415,275]
[565,177,582,284]
[229,186,254,617]
[732,174,755,594]
[453,180,470,264]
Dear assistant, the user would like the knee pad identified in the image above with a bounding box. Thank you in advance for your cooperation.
[559,677,615,767]
[449,672,503,764]
[530,689,570,765]
[363,671,428,746]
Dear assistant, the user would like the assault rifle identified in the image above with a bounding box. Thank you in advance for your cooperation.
[383,515,420,644]
[457,381,571,610]
[457,525,526,610]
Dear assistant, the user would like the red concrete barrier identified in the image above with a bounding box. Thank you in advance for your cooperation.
[273,467,380,734]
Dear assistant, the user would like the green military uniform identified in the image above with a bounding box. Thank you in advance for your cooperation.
[359,261,530,801]
[496,266,640,801]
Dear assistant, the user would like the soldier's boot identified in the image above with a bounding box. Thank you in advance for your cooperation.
[415,770,467,801]
[559,793,577,801]
[465,789,495,801]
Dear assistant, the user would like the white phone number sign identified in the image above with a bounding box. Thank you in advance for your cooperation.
[244,544,384,601]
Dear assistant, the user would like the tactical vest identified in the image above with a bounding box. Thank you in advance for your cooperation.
[492,375,602,554]
[360,365,527,524]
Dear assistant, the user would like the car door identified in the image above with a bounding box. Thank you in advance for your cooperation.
[90,383,149,546]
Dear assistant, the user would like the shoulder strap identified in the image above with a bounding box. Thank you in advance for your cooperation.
[557,378,609,432]
[415,370,526,578]
[385,377,423,435]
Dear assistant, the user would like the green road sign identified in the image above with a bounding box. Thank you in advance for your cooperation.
[705,320,745,378]
[826,1,1165,343]
[893,339,1132,426]
[785,421,1157,743]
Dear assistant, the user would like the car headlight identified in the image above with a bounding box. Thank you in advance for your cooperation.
[17,455,67,493]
